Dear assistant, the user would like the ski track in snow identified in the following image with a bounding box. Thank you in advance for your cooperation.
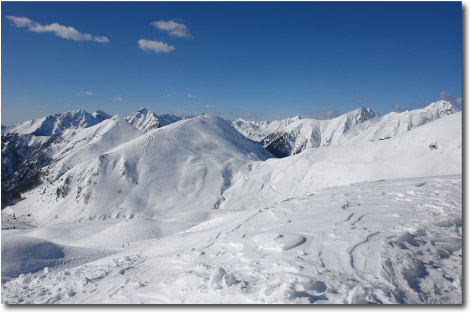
[2,175,462,304]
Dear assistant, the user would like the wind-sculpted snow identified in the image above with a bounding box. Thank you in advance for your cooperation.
[2,175,462,303]
[1,233,114,282]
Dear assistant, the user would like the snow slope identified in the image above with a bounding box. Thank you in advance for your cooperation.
[1,106,462,304]
[1,115,141,209]
[5,115,271,225]
[1,109,114,208]
[222,112,462,211]
[1,231,115,282]
[43,115,142,179]
[341,100,460,146]
[2,175,462,303]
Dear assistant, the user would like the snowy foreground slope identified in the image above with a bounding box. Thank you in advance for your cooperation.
[1,175,462,304]
[1,109,462,304]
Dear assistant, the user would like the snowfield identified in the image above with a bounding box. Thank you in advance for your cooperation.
[1,103,462,304]
[1,175,462,304]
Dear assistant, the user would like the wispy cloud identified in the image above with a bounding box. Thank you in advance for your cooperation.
[151,20,191,38]
[77,90,93,96]
[6,16,109,43]
[167,93,172,97]
[187,93,196,99]
[114,95,123,102]
[437,91,462,106]
[392,104,401,110]
[201,104,215,110]
[6,16,32,27]
[138,39,175,54]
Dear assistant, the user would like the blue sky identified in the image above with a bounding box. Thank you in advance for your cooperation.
[1,1,462,125]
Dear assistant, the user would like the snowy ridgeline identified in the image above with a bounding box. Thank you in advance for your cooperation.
[2,175,462,304]
[232,100,459,157]
[0,102,462,304]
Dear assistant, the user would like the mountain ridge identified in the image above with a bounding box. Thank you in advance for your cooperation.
[233,100,459,157]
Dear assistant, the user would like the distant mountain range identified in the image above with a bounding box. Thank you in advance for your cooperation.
[232,100,459,157]
[1,100,460,210]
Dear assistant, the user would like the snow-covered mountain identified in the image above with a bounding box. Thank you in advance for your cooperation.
[232,116,302,141]
[236,100,459,158]
[1,111,462,304]
[2,109,112,179]
[340,100,460,145]
[223,112,462,211]
[260,107,380,157]
[3,109,109,136]
[126,107,192,133]
[1,110,115,208]
[6,114,271,225]
[1,108,197,209]
[0,100,462,304]
[92,110,112,123]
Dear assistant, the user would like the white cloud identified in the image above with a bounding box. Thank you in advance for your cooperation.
[93,36,109,43]
[393,104,401,110]
[6,16,33,27]
[138,39,175,54]
[114,95,123,101]
[6,16,109,43]
[437,91,462,106]
[77,90,93,96]
[167,93,172,97]
[187,93,196,99]
[151,20,191,38]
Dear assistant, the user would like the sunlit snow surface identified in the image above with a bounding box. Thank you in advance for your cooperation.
[2,175,461,304]
[1,106,462,304]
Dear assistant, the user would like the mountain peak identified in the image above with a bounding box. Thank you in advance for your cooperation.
[424,100,460,114]
[126,109,185,133]
[2,109,106,136]
[137,107,149,114]
[344,106,380,123]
